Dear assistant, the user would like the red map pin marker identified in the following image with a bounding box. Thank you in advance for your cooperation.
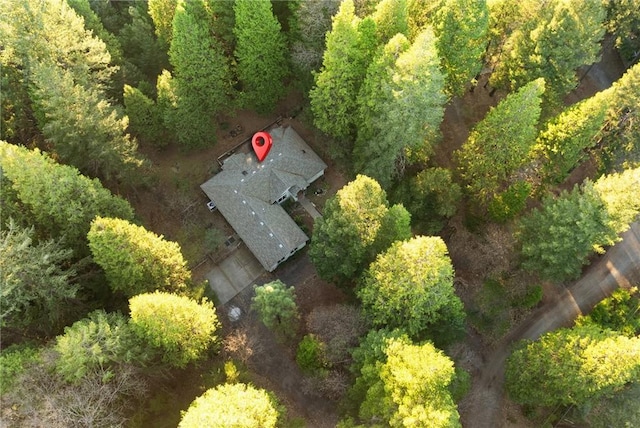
[252,131,272,162]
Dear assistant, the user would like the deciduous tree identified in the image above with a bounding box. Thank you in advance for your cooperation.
[129,292,219,367]
[88,217,190,297]
[506,325,640,407]
[179,383,281,428]
[233,0,287,113]
[358,236,465,342]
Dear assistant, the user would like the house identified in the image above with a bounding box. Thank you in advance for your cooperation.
[200,126,327,272]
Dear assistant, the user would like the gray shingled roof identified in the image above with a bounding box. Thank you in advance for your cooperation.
[200,126,327,271]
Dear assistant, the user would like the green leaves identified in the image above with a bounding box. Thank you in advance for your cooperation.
[179,383,281,428]
[0,221,77,335]
[129,292,219,368]
[309,175,411,284]
[348,332,461,427]
[88,217,191,297]
[519,167,640,281]
[0,142,134,254]
[358,236,464,342]
[456,78,545,208]
[506,325,640,407]
[251,280,299,337]
[233,0,288,113]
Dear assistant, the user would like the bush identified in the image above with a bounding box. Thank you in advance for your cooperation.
[296,334,328,375]
[0,345,40,394]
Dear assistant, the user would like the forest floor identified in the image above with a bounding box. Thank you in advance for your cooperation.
[126,41,630,427]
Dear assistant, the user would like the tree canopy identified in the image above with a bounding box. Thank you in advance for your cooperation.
[0,221,77,335]
[456,78,545,208]
[358,236,464,342]
[0,142,134,254]
[179,383,281,428]
[347,330,461,427]
[233,0,288,113]
[88,217,191,297]
[506,325,640,407]
[129,292,219,367]
[251,280,299,338]
[309,175,411,284]
[519,167,640,281]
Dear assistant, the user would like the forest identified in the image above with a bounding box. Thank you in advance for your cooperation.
[1,0,639,426]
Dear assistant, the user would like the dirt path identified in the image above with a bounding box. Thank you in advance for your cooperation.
[459,222,640,427]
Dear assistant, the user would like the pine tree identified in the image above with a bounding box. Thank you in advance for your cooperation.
[88,217,191,297]
[233,0,287,113]
[490,0,606,108]
[148,0,178,47]
[354,28,446,187]
[371,0,408,44]
[123,84,167,146]
[29,63,143,181]
[309,0,376,144]
[433,0,489,96]
[506,325,640,407]
[0,142,134,254]
[456,78,545,207]
[168,0,233,147]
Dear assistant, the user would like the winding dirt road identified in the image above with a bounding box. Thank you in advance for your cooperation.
[459,222,640,427]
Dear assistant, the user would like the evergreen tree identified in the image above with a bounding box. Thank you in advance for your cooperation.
[123,84,167,146]
[519,167,640,281]
[456,78,545,208]
[0,0,116,145]
[392,167,461,234]
[347,331,461,427]
[0,142,134,254]
[54,310,145,383]
[88,217,191,298]
[354,28,446,187]
[29,63,143,181]
[371,0,408,44]
[179,383,281,428]
[168,0,233,148]
[433,0,489,96]
[129,292,219,368]
[358,236,465,342]
[251,281,299,338]
[605,0,640,64]
[148,0,178,47]
[0,221,77,335]
[506,325,640,407]
[309,175,411,284]
[535,87,613,184]
[309,0,377,144]
[490,0,606,108]
[233,0,287,113]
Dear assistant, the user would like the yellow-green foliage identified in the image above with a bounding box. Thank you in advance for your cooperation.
[88,217,190,297]
[179,383,280,428]
[506,325,640,407]
[129,292,219,368]
[0,142,134,253]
